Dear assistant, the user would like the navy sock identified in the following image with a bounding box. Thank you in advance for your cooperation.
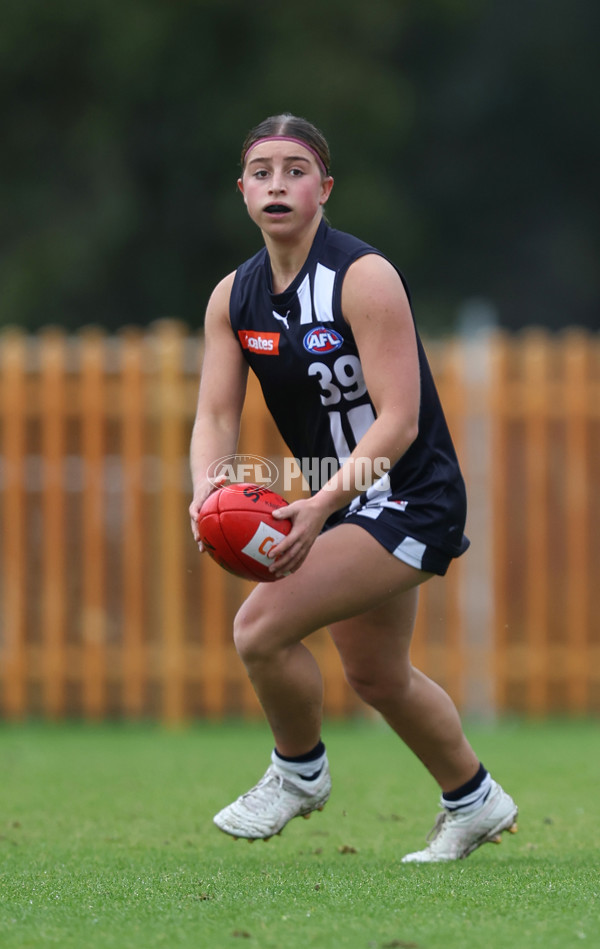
[443,763,488,801]
[274,740,326,764]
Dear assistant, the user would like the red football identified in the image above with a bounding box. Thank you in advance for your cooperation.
[196,483,291,582]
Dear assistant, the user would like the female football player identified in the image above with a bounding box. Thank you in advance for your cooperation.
[189,114,517,861]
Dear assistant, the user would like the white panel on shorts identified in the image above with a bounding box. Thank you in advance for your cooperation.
[393,536,426,569]
[313,263,335,322]
[352,506,382,520]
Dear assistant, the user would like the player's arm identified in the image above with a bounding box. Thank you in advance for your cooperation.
[189,272,249,543]
[270,253,419,575]
[324,252,421,508]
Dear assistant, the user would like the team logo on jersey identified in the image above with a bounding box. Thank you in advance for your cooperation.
[302,327,344,354]
[238,330,280,355]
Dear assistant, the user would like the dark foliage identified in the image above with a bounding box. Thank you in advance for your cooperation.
[1,0,598,332]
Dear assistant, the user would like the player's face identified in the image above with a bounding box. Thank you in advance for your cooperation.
[238,141,333,239]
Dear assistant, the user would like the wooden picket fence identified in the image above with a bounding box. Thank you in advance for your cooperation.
[0,323,598,722]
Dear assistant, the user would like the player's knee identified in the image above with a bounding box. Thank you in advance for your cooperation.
[344,662,411,709]
[232,601,273,664]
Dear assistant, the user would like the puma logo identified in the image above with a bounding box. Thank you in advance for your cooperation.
[272,310,290,330]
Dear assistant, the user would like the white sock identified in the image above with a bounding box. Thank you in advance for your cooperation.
[442,772,493,815]
[272,747,327,782]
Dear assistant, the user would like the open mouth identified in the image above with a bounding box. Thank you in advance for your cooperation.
[263,204,291,214]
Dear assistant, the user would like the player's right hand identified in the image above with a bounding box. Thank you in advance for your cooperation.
[189,477,227,550]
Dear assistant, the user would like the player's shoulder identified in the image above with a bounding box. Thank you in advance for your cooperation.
[342,254,411,322]
[212,243,267,304]
[321,224,398,288]
[325,224,412,308]
[345,251,401,283]
[234,244,269,283]
[208,270,237,308]
[322,223,378,261]
[204,270,238,334]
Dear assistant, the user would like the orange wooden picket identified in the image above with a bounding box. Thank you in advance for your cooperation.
[0,323,598,722]
[491,329,600,716]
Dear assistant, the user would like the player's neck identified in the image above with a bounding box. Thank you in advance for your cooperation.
[263,217,321,294]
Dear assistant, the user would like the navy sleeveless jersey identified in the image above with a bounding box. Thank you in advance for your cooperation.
[229,219,469,557]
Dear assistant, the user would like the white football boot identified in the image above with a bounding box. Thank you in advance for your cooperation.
[402,780,518,863]
[213,760,331,840]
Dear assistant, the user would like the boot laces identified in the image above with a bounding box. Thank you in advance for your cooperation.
[426,809,454,844]
[238,767,286,814]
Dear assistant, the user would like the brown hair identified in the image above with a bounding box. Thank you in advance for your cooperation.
[240,114,331,176]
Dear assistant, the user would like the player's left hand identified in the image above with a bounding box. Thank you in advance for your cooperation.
[267,497,329,578]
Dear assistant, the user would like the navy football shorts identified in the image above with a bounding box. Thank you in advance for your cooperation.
[323,503,469,577]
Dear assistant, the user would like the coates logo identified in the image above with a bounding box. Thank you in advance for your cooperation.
[241,521,288,567]
[303,327,344,355]
[238,330,280,355]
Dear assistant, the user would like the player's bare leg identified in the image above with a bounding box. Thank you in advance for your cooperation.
[214,523,516,854]
[215,524,468,839]
[232,523,477,787]
[235,637,324,758]
[328,588,479,791]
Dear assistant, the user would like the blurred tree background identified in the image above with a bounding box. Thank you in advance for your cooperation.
[1,0,598,333]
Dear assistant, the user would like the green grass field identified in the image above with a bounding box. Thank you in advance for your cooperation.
[0,719,597,949]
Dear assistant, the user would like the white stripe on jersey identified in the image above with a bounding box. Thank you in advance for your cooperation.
[313,264,336,322]
[298,274,313,324]
[328,404,376,469]
[346,403,376,442]
[327,411,351,464]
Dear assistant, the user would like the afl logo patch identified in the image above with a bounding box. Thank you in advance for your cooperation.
[303,327,344,354]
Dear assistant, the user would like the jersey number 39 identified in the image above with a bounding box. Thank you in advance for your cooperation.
[308,355,375,463]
